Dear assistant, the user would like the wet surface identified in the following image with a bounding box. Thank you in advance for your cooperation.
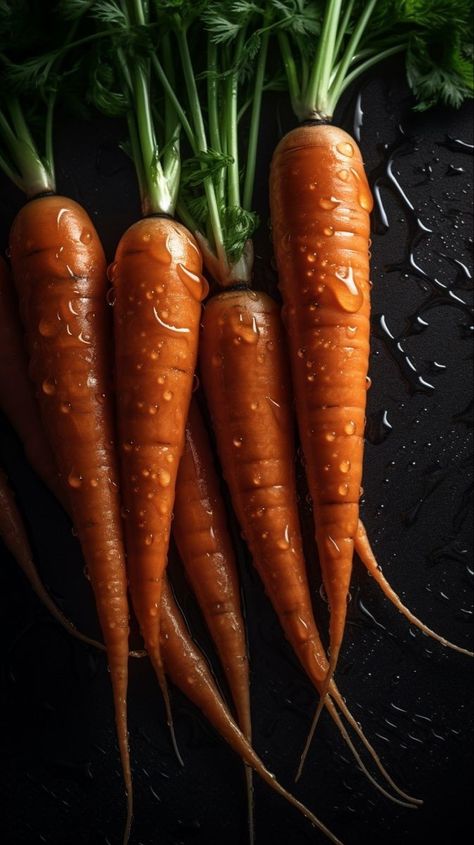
[0,74,473,844]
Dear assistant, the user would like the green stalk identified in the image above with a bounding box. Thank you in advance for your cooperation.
[0,99,54,196]
[207,38,225,205]
[337,43,407,98]
[225,31,246,210]
[243,28,269,212]
[327,0,378,114]
[162,33,181,208]
[151,54,195,151]
[305,0,343,118]
[277,32,301,118]
[332,0,355,61]
[175,26,226,262]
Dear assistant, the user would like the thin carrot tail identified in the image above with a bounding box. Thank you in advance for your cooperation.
[322,695,417,809]
[294,647,339,784]
[328,684,422,806]
[148,646,184,767]
[356,520,474,657]
[245,763,255,845]
[106,644,133,845]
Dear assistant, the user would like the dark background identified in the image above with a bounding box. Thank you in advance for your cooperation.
[0,70,473,844]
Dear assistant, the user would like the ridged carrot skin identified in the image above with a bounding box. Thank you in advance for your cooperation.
[270,124,373,682]
[173,397,251,740]
[112,216,207,685]
[9,195,132,841]
[200,288,330,676]
[159,576,344,845]
[0,256,63,503]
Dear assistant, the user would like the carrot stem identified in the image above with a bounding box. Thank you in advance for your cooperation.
[243,26,269,212]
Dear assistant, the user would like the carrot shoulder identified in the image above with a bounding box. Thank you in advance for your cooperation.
[9,195,133,842]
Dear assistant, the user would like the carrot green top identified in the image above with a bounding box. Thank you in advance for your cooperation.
[275,0,474,122]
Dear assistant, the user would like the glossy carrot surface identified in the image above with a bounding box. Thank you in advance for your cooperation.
[173,397,251,740]
[270,124,373,688]
[9,194,132,842]
[112,216,206,701]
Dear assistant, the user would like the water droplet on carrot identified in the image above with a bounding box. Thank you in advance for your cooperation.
[307,253,316,263]
[177,263,209,301]
[323,226,335,236]
[149,405,158,415]
[346,325,358,338]
[336,141,354,157]
[340,459,351,473]
[80,229,92,244]
[68,471,83,489]
[163,390,173,401]
[333,266,363,312]
[38,319,58,337]
[90,478,99,488]
[123,441,133,452]
[145,533,154,546]
[250,401,258,411]
[319,197,340,210]
[297,347,306,358]
[338,169,350,181]
[344,420,356,435]
[233,436,243,448]
[60,401,71,414]
[359,193,372,211]
[78,331,91,344]
[42,378,56,395]
[326,432,336,442]
[107,262,118,282]
[158,469,171,487]
[338,483,349,496]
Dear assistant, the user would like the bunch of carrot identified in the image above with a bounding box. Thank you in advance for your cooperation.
[0,0,472,843]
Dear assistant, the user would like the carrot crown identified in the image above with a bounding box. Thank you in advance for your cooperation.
[275,0,474,122]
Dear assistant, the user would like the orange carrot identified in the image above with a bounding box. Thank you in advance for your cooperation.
[173,397,254,838]
[159,576,344,845]
[9,194,133,843]
[199,287,418,806]
[173,398,251,739]
[270,123,372,711]
[0,465,104,650]
[270,123,473,740]
[112,216,207,753]
[0,255,63,503]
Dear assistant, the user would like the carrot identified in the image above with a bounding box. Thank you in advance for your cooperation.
[113,214,206,757]
[199,288,419,808]
[0,256,63,504]
[159,575,344,845]
[173,397,254,839]
[8,191,132,844]
[173,398,251,740]
[78,1,210,758]
[0,466,104,651]
[269,1,474,743]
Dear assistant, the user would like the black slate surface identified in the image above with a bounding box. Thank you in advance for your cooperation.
[0,71,473,845]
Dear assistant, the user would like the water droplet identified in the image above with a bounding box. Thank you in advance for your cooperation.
[338,169,350,181]
[326,432,336,442]
[107,262,118,282]
[336,141,354,157]
[68,471,83,489]
[323,226,335,237]
[80,229,92,244]
[346,325,358,338]
[233,436,243,448]
[149,404,158,415]
[333,266,363,312]
[42,378,56,395]
[177,263,209,301]
[266,341,274,351]
[340,459,351,473]
[344,420,356,435]
[78,331,91,344]
[145,533,154,546]
[90,478,99,488]
[319,197,340,210]
[153,306,190,334]
[297,347,306,358]
[38,318,58,337]
[158,469,171,487]
[359,193,372,211]
[163,390,173,401]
